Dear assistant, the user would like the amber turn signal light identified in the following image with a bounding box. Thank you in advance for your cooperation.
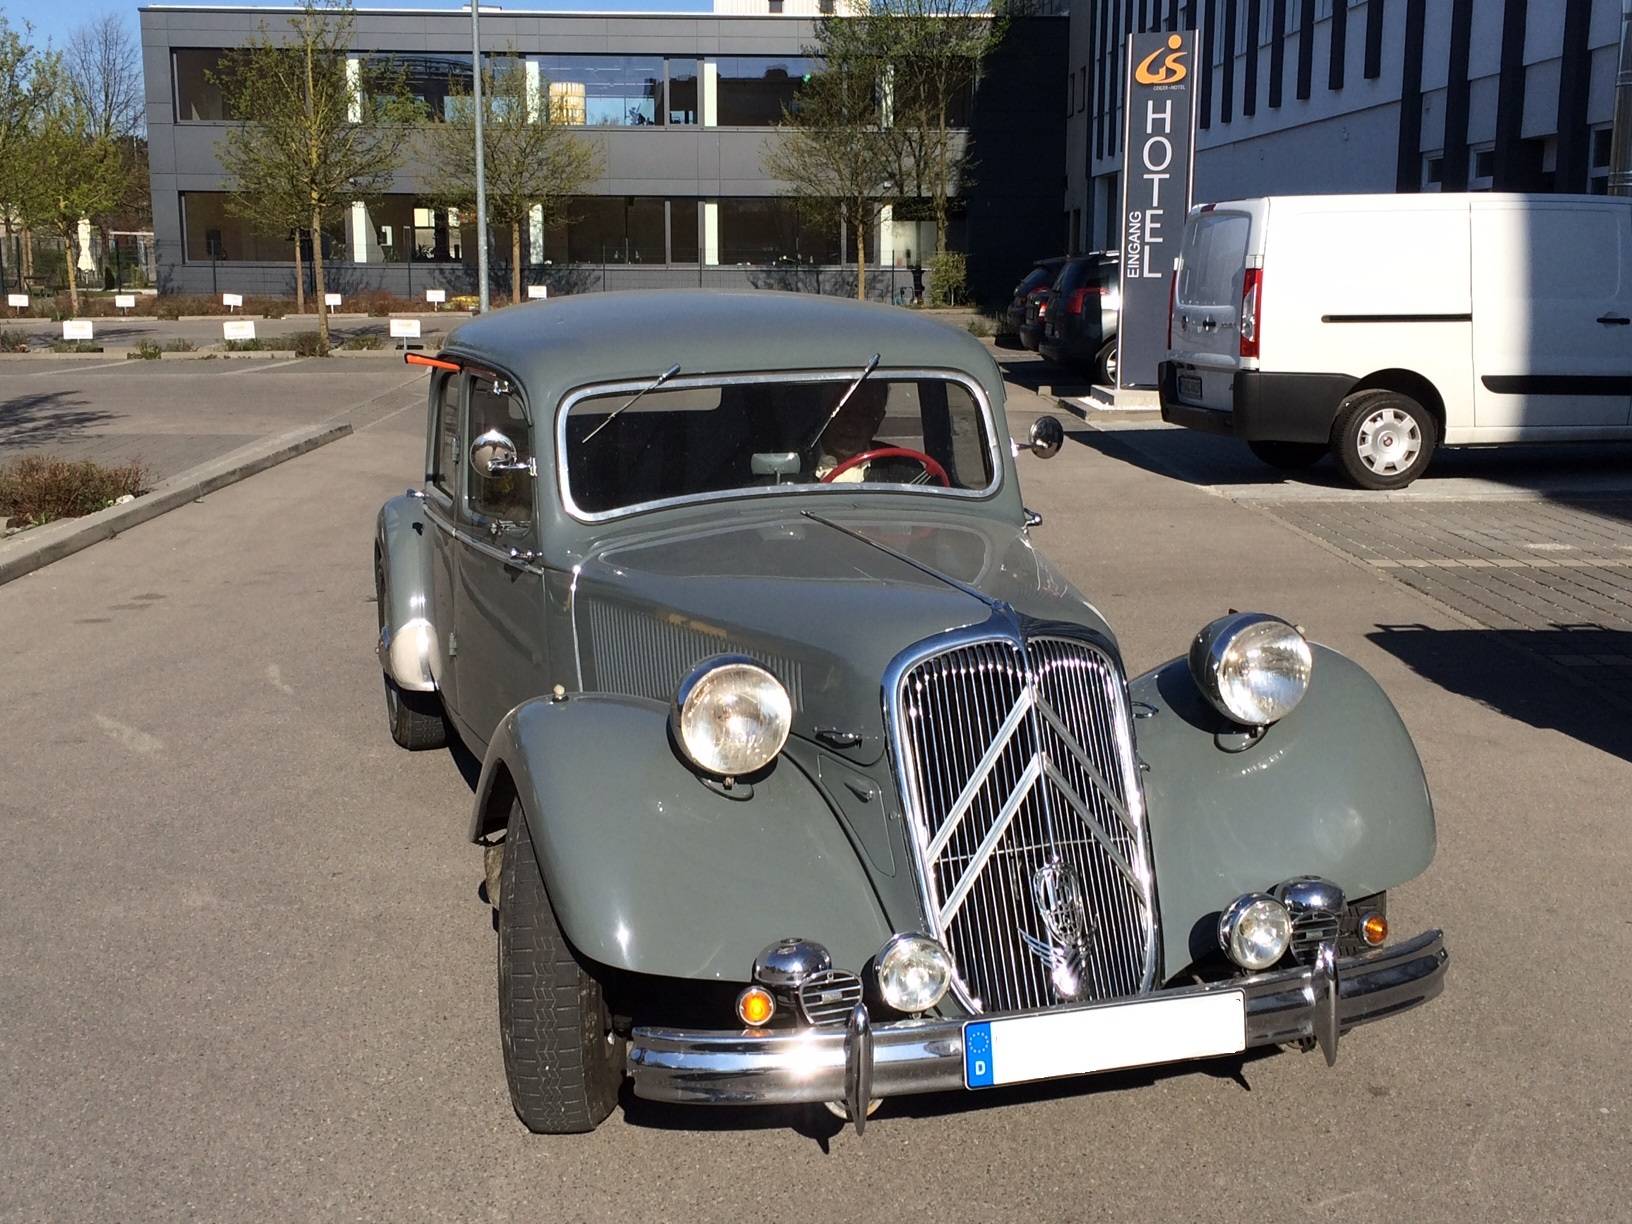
[404,352,461,372]
[1359,912,1389,947]
[736,986,776,1027]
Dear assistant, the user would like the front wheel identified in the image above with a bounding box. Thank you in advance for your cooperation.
[498,799,623,1134]
[1247,440,1327,471]
[1094,337,1118,386]
[1333,390,1437,490]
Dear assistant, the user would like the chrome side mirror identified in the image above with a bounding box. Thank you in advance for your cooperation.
[1028,415,1065,459]
[470,429,531,477]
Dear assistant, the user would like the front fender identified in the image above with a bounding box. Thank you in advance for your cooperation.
[375,494,437,692]
[1132,644,1436,977]
[471,693,895,981]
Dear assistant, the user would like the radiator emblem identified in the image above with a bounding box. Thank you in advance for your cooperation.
[1021,861,1095,1001]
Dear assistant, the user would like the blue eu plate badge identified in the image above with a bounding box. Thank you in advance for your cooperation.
[964,1022,994,1088]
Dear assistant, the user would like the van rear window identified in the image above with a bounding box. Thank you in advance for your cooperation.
[1178,212,1250,306]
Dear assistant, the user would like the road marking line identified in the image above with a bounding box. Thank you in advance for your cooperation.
[219,357,310,375]
[94,713,163,755]
[1370,558,1632,570]
[20,359,133,376]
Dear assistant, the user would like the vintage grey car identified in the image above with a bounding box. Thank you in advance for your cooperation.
[374,290,1448,1135]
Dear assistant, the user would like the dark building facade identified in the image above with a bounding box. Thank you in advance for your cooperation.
[1066,0,1626,253]
[140,4,1065,304]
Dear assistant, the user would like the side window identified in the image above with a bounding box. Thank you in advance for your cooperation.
[467,375,533,525]
[430,374,460,496]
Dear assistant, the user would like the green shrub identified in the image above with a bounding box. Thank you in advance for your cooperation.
[340,332,382,350]
[49,339,102,353]
[927,251,968,307]
[0,456,149,526]
[224,337,266,351]
[0,329,29,353]
[965,316,993,338]
[288,330,329,357]
[163,338,197,352]
[130,340,163,360]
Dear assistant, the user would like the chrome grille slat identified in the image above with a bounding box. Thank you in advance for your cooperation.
[889,631,1158,1013]
[796,969,865,1027]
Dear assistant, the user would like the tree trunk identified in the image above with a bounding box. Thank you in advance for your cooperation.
[511,220,522,305]
[310,209,328,350]
[293,237,305,315]
[63,220,80,316]
[854,217,866,302]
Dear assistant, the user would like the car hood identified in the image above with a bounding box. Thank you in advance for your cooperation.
[571,506,1117,759]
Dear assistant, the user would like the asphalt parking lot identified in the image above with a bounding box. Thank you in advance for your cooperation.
[2,362,1629,1221]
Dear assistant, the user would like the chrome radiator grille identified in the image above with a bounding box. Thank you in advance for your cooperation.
[889,633,1157,1013]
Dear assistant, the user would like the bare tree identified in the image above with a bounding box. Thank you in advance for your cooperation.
[423,54,600,304]
[65,13,144,141]
[213,0,416,347]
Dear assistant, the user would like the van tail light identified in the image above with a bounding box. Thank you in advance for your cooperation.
[1166,270,1178,350]
[1239,267,1262,359]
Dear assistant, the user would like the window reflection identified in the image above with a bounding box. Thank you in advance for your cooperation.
[718,198,839,265]
[535,55,665,126]
[367,52,474,121]
[715,56,821,126]
[172,49,233,121]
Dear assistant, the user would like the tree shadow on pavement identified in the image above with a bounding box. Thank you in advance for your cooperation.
[1368,623,1632,764]
[0,391,110,450]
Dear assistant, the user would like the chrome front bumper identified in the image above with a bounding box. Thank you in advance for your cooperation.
[628,929,1447,1117]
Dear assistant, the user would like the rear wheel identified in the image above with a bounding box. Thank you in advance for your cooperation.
[1094,337,1118,386]
[1333,390,1437,490]
[375,551,446,750]
[498,799,623,1134]
[1247,440,1327,470]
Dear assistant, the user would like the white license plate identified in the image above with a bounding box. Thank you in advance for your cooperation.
[1177,373,1204,400]
[963,991,1245,1089]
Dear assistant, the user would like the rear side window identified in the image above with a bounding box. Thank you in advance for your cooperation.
[1178,212,1251,306]
[1054,259,1094,292]
[430,375,459,496]
[1015,267,1053,296]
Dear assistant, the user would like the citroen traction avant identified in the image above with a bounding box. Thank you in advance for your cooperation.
[375,290,1447,1134]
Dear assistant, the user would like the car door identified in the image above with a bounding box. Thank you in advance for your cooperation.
[452,369,550,747]
[1471,200,1632,431]
[419,371,462,715]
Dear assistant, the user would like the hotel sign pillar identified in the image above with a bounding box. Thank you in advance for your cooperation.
[1117,31,1199,389]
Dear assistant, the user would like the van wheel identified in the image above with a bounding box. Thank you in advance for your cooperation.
[499,799,623,1134]
[1247,440,1326,470]
[1333,391,1437,490]
[1094,338,1118,386]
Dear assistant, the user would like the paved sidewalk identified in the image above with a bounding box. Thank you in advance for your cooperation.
[1,357,427,483]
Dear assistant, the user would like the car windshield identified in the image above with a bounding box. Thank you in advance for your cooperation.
[561,373,997,517]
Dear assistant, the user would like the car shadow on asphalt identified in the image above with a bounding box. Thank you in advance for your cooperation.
[1368,623,1632,764]
[616,1048,1279,1150]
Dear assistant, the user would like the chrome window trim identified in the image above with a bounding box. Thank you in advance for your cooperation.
[882,619,1160,1014]
[554,367,1005,525]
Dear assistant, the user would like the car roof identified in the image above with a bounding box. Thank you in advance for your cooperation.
[441,289,1006,411]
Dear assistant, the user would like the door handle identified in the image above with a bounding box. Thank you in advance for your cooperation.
[1596,314,1630,325]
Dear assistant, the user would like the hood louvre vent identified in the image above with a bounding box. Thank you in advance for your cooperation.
[581,599,804,705]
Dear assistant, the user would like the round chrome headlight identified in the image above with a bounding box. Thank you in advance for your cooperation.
[1218,893,1293,971]
[672,656,792,777]
[875,934,952,1013]
[1188,613,1314,727]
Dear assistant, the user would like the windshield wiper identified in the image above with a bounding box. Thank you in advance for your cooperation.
[583,362,681,442]
[806,352,881,450]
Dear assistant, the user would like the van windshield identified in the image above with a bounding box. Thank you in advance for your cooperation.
[561,374,997,517]
[1178,212,1250,305]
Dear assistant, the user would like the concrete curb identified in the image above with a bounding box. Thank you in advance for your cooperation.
[0,350,116,360]
[0,420,353,587]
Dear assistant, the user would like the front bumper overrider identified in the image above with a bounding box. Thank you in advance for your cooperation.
[627,929,1447,1118]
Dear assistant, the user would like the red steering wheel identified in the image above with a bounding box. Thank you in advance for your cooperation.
[820,447,950,487]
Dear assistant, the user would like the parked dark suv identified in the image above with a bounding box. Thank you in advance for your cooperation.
[1004,257,1066,351]
[1038,252,1121,384]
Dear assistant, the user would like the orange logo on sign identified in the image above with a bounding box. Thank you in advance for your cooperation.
[1135,34,1188,85]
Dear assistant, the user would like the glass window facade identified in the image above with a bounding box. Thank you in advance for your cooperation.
[180,192,295,262]
[716,57,820,126]
[718,198,840,266]
[173,49,232,121]
[670,199,700,265]
[556,197,668,263]
[368,52,474,121]
[667,59,699,125]
[535,55,667,126]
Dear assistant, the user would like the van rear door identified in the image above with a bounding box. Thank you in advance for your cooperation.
[1168,206,1258,411]
[1471,199,1632,431]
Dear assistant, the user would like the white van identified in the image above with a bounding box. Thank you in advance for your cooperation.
[1159,193,1632,488]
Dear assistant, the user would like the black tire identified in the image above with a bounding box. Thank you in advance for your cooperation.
[1332,390,1437,490]
[383,677,447,750]
[1094,337,1118,386]
[1247,440,1328,470]
[375,551,447,751]
[498,800,623,1134]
